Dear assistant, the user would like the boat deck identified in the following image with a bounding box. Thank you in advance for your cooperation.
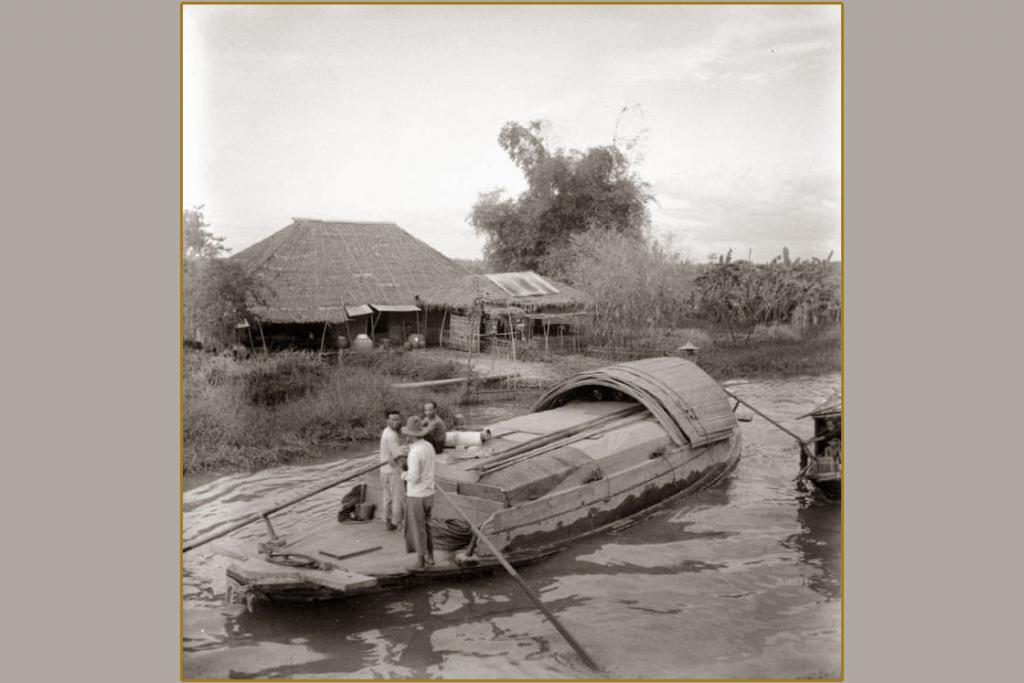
[280,474,458,576]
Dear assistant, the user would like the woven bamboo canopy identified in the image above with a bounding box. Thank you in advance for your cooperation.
[532,357,738,448]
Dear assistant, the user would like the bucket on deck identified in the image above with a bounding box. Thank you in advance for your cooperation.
[354,502,376,521]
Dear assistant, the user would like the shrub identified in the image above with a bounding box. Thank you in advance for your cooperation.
[693,249,840,341]
[240,351,329,406]
[182,351,461,474]
[557,229,696,350]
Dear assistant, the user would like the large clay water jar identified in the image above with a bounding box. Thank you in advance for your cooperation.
[408,333,426,348]
[352,334,373,352]
[336,335,350,349]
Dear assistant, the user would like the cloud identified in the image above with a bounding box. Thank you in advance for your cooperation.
[609,7,839,86]
[651,169,840,261]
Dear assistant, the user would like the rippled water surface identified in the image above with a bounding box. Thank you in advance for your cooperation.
[183,375,841,679]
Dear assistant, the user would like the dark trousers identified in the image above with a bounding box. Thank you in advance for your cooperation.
[404,494,434,559]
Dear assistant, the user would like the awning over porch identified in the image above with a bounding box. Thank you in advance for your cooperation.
[369,304,422,313]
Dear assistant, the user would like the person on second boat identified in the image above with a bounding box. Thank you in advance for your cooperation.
[400,416,436,568]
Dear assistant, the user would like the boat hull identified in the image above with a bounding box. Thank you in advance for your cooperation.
[488,431,741,553]
[224,432,741,606]
[806,473,841,499]
[220,358,744,607]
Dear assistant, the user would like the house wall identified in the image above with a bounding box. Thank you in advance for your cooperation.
[244,307,468,351]
[423,306,449,346]
[372,311,420,344]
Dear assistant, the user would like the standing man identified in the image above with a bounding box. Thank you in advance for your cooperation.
[400,416,436,568]
[379,409,406,531]
[422,400,447,455]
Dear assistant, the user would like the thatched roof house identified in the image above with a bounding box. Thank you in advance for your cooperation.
[231,218,469,348]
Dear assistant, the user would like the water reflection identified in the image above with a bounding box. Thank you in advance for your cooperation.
[789,499,842,601]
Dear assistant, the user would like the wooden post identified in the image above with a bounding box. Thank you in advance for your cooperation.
[507,300,516,361]
[256,319,268,355]
[318,321,329,356]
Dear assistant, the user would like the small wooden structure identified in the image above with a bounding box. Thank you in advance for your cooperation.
[444,312,482,352]
[424,271,590,359]
[222,357,741,607]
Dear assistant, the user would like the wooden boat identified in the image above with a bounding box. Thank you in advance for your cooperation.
[797,391,842,498]
[225,357,742,608]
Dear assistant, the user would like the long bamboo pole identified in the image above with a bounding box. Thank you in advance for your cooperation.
[479,410,652,476]
[183,460,382,553]
[721,388,814,462]
[470,404,643,470]
[435,487,602,673]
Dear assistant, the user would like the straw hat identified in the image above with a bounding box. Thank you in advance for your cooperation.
[401,415,430,437]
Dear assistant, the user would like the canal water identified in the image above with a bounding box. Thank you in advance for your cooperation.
[183,374,841,679]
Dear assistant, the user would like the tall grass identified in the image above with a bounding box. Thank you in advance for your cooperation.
[341,349,463,381]
[183,351,459,474]
[579,323,840,379]
[679,325,840,380]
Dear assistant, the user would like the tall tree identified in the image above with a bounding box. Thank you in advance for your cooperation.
[184,205,228,261]
[182,206,262,349]
[469,121,652,272]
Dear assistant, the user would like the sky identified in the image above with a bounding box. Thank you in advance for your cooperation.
[183,4,841,263]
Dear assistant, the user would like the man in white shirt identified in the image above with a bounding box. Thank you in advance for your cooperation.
[379,409,406,531]
[400,416,436,568]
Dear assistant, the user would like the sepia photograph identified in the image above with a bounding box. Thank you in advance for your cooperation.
[181,2,842,680]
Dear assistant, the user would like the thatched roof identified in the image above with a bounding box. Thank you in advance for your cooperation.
[231,218,469,323]
[421,270,589,310]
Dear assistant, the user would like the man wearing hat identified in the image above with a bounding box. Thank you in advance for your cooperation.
[400,416,436,568]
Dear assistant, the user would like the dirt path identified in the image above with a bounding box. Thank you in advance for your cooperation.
[422,348,603,386]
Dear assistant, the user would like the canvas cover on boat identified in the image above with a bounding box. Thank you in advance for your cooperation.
[531,357,737,447]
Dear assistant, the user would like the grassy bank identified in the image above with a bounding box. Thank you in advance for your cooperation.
[183,325,840,475]
[693,330,841,380]
[575,322,841,380]
[183,350,463,474]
